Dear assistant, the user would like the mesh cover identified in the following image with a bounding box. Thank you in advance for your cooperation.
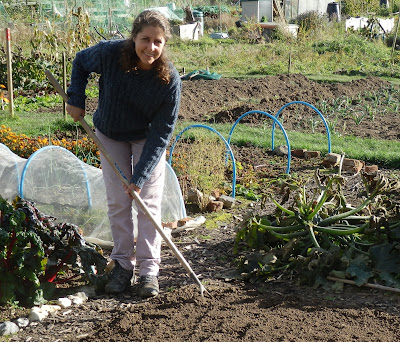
[0,144,186,242]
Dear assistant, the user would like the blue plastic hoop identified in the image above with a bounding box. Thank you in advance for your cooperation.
[228,110,291,174]
[271,101,331,153]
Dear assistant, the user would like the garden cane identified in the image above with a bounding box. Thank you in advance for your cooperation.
[45,70,207,297]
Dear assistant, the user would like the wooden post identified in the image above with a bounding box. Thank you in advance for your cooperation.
[288,49,292,74]
[5,27,14,117]
[391,12,400,64]
[62,52,67,120]
[109,8,112,36]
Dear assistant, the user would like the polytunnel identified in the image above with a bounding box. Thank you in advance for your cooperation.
[0,143,186,243]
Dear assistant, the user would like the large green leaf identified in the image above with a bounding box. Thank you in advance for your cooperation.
[370,243,400,274]
[346,254,373,286]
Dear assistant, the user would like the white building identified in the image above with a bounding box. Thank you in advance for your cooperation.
[241,0,336,23]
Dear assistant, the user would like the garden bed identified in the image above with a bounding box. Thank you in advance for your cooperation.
[3,74,400,341]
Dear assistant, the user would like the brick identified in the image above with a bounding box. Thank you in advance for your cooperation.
[162,221,178,229]
[364,165,378,175]
[206,200,224,212]
[291,149,307,158]
[321,159,336,168]
[325,153,341,164]
[342,158,364,173]
[177,217,193,227]
[304,151,321,159]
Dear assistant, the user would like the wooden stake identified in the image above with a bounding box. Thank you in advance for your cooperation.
[327,276,400,294]
[62,52,67,120]
[5,27,14,117]
[391,11,400,64]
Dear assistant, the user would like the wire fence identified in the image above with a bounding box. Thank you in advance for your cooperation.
[0,0,219,31]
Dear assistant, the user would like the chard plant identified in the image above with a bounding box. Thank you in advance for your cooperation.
[0,196,107,306]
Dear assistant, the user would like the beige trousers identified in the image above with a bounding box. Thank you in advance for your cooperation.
[96,129,165,276]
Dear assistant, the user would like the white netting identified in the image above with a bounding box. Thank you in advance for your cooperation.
[0,143,186,242]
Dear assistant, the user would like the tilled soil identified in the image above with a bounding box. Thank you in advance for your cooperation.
[4,74,400,341]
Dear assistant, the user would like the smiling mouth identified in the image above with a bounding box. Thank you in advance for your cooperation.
[144,52,154,57]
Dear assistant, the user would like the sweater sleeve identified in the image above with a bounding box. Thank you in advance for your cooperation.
[66,40,110,109]
[130,69,182,188]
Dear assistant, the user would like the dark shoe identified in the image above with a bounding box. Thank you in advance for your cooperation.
[139,275,159,298]
[104,260,133,294]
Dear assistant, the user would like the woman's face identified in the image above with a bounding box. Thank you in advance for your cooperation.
[133,25,166,70]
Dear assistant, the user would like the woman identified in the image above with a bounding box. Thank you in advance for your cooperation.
[66,10,181,298]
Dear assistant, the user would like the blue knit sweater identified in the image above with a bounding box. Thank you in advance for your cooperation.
[67,40,181,188]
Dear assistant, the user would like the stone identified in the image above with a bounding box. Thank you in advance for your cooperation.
[187,188,203,204]
[274,145,288,156]
[219,194,235,209]
[68,292,88,305]
[29,307,49,322]
[41,305,61,314]
[14,317,29,328]
[321,159,336,168]
[0,321,19,336]
[57,297,72,308]
[210,189,221,199]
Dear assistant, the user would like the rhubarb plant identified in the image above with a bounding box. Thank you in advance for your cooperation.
[0,196,107,306]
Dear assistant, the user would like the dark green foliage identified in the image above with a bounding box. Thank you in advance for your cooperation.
[0,196,107,306]
[235,171,400,289]
[0,46,70,91]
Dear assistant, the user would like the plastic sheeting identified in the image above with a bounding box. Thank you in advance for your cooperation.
[0,143,186,242]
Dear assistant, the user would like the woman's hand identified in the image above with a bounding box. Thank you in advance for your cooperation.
[124,183,141,199]
[66,104,85,122]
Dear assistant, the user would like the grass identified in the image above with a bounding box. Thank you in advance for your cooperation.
[2,109,398,169]
[175,121,400,168]
[0,110,94,137]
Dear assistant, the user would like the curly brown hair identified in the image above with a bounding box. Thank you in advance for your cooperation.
[120,10,172,84]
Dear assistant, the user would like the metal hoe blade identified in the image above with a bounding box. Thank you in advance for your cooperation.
[45,70,207,297]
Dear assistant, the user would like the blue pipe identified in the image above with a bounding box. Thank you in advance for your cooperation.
[271,101,331,153]
[169,124,237,198]
[19,145,92,209]
[228,110,291,174]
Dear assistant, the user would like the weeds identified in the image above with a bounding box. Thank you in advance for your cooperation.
[173,134,227,211]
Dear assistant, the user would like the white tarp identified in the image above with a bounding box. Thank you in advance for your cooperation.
[346,17,395,34]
